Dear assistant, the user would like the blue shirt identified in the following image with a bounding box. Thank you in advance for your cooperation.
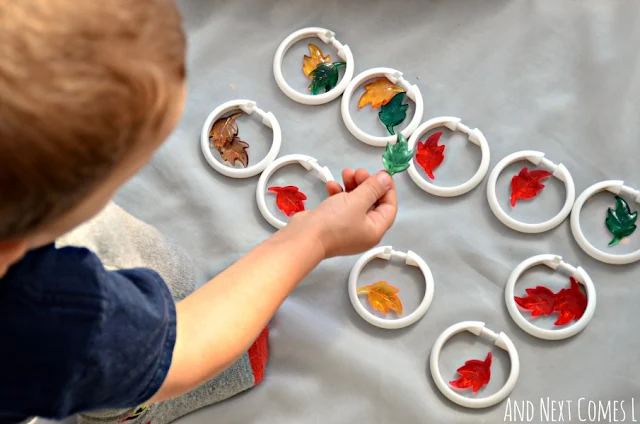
[0,244,177,423]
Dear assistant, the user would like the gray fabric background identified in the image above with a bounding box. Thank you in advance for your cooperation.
[115,0,639,422]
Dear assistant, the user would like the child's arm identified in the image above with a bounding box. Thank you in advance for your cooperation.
[150,170,396,402]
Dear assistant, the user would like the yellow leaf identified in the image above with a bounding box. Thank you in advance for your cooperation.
[357,281,403,315]
[358,79,406,109]
[303,43,331,79]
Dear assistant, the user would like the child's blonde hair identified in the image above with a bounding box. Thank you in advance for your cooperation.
[0,0,186,239]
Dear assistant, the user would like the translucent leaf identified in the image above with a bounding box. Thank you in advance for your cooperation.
[605,196,637,246]
[209,112,242,151]
[358,78,405,109]
[357,281,403,315]
[449,352,492,394]
[415,132,445,180]
[309,62,346,95]
[378,92,408,135]
[302,43,331,78]
[509,167,552,207]
[268,186,307,216]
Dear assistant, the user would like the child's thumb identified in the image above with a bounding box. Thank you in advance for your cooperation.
[351,171,392,209]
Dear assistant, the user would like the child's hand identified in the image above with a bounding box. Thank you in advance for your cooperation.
[287,168,397,258]
[159,169,396,401]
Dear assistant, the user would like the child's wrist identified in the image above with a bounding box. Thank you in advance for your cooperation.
[273,216,328,261]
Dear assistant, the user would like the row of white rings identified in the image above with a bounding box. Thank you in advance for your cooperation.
[201,101,640,264]
[200,105,491,219]
[350,248,595,408]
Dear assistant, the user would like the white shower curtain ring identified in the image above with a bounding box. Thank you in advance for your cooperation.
[273,27,355,105]
[430,321,520,409]
[256,154,334,229]
[487,150,575,233]
[570,180,640,265]
[340,67,424,147]
[407,116,490,197]
[201,99,281,179]
[348,245,434,330]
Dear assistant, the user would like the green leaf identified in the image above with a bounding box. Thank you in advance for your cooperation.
[309,62,346,95]
[378,92,408,134]
[605,196,637,246]
[382,133,414,175]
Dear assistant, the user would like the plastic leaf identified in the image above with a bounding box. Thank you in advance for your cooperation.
[378,92,409,135]
[514,286,557,317]
[553,277,587,326]
[358,78,406,109]
[509,167,552,207]
[268,186,307,216]
[356,281,403,315]
[209,112,242,151]
[303,43,331,78]
[449,352,492,394]
[515,277,587,326]
[219,137,249,167]
[415,132,445,180]
[309,62,345,95]
[382,133,414,176]
[605,196,637,246]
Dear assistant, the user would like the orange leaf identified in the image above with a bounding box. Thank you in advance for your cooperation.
[358,78,406,109]
[303,43,331,79]
[357,281,403,315]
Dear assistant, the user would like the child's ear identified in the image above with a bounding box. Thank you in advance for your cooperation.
[0,239,28,276]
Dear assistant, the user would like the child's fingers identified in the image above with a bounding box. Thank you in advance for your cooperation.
[342,168,356,192]
[367,177,397,232]
[350,171,393,211]
[326,181,343,196]
[354,168,370,187]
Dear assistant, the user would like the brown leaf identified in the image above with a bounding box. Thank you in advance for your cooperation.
[209,112,242,151]
[220,136,249,168]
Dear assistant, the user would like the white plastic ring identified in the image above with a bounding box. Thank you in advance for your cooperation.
[341,67,424,147]
[505,254,596,340]
[407,117,490,197]
[430,321,520,409]
[487,150,576,233]
[273,27,354,105]
[256,154,334,229]
[348,246,435,330]
[201,100,281,179]
[570,180,640,265]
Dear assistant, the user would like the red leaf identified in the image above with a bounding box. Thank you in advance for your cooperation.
[510,167,552,207]
[268,186,307,217]
[415,132,445,180]
[553,277,587,326]
[514,286,557,317]
[449,352,492,394]
[515,277,587,327]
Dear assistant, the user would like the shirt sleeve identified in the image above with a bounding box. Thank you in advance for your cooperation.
[0,244,177,421]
